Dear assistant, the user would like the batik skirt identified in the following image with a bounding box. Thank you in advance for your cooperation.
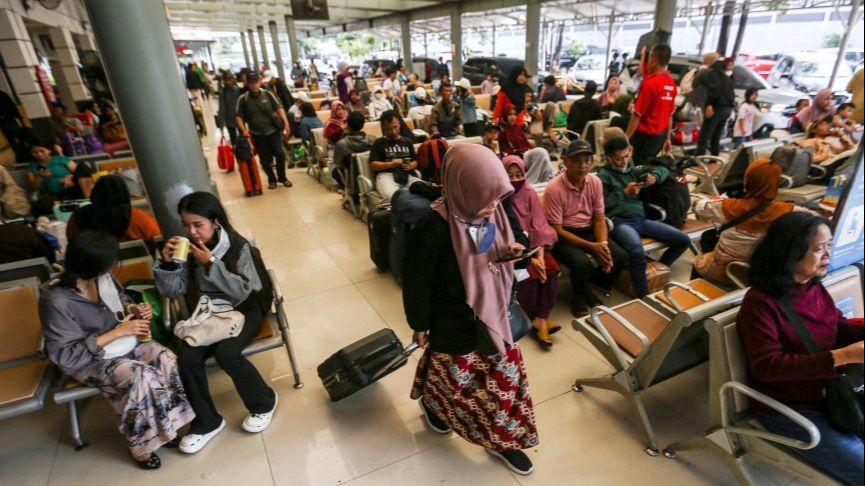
[411,343,539,451]
[73,341,195,460]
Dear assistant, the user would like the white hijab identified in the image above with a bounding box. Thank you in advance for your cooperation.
[523,148,554,184]
[369,87,391,115]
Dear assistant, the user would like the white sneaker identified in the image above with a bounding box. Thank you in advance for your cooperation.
[179,419,226,454]
[242,392,278,433]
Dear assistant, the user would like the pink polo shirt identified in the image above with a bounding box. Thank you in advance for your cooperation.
[543,172,604,229]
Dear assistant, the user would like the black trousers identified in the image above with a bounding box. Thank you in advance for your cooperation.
[630,130,667,166]
[551,226,628,299]
[252,131,287,184]
[696,106,733,156]
[176,301,275,434]
[225,125,239,147]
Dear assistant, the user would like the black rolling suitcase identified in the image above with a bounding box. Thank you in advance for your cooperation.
[318,328,419,402]
[368,204,391,272]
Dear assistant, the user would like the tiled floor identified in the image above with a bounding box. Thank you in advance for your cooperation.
[0,102,796,485]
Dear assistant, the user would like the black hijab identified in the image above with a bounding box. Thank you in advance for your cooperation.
[501,65,529,113]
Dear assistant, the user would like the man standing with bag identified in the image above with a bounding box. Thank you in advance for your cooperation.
[236,73,292,190]
[626,45,677,165]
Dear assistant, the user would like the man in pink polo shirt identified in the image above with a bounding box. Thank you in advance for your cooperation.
[545,139,628,316]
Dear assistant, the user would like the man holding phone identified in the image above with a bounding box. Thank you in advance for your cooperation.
[597,136,690,298]
[369,110,422,202]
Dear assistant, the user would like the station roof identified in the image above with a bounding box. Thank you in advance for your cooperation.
[164,0,853,37]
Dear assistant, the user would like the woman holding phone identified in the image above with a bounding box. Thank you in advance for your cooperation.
[403,144,539,476]
[40,231,194,469]
[503,155,561,348]
[153,192,276,455]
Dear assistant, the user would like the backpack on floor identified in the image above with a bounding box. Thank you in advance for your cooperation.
[416,137,449,183]
[389,189,433,284]
[671,121,699,145]
[639,155,693,228]
[771,146,812,188]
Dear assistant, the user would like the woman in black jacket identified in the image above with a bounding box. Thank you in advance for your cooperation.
[403,143,539,476]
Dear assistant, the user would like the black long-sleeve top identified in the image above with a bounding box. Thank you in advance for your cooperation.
[402,201,528,356]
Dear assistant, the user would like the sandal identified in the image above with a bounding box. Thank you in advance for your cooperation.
[268,183,278,190]
[547,321,562,335]
[531,326,553,348]
[135,453,161,470]
[282,180,293,188]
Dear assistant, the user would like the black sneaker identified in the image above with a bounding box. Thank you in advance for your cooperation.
[485,448,533,475]
[419,400,451,434]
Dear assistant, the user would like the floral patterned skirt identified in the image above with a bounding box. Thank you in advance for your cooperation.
[410,343,539,451]
[73,341,195,460]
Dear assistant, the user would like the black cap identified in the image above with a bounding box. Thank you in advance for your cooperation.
[247,72,260,82]
[563,139,594,157]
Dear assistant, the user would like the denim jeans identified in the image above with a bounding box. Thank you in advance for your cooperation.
[732,135,751,150]
[610,217,691,297]
[755,410,864,486]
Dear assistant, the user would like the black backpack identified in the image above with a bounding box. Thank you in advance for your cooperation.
[771,146,812,188]
[639,155,694,228]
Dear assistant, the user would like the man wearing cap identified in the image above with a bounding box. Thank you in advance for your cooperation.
[566,80,602,139]
[626,45,677,165]
[544,139,628,316]
[455,78,480,137]
[235,72,292,189]
[407,87,434,125]
[431,83,461,138]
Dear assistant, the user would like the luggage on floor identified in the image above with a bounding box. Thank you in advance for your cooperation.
[217,133,235,171]
[389,189,433,283]
[53,199,90,222]
[671,121,699,145]
[368,204,391,272]
[614,261,671,299]
[771,146,812,188]
[237,158,263,196]
[318,328,419,402]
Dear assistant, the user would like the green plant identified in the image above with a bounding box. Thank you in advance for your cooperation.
[335,34,375,59]
[824,33,841,48]
[566,39,587,58]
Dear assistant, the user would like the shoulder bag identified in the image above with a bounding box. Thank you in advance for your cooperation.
[777,296,864,436]
[508,294,532,342]
[247,91,285,132]
[174,295,245,347]
[700,200,770,254]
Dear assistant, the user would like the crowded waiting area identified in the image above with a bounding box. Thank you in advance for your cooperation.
[1,0,864,484]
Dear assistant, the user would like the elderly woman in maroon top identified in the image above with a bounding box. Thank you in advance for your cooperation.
[503,155,561,347]
[737,211,863,485]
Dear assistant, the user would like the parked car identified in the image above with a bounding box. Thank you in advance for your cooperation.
[462,57,524,85]
[567,54,608,86]
[818,48,864,69]
[767,52,854,92]
[619,55,805,134]
[736,52,779,79]
[360,59,397,79]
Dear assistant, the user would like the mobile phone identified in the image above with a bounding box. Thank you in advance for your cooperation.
[495,246,540,264]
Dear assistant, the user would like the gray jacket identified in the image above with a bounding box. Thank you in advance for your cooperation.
[40,278,132,375]
[152,243,262,308]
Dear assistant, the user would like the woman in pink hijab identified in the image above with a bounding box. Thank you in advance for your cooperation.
[503,155,561,348]
[403,143,539,476]
[791,88,835,133]
[323,100,348,144]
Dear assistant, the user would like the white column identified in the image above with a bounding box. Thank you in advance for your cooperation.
[525,0,540,81]
[0,9,49,120]
[401,15,412,72]
[284,15,299,65]
[49,27,91,110]
[450,4,462,79]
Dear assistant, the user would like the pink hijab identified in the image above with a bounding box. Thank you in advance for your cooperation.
[503,155,558,248]
[797,89,836,128]
[432,144,515,355]
[326,100,348,129]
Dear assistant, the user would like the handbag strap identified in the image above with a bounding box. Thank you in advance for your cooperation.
[776,296,821,354]
[246,90,279,121]
[718,200,771,234]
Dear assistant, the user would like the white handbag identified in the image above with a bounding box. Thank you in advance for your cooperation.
[174,296,245,347]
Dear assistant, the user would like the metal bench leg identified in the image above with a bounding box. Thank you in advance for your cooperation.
[277,306,304,390]
[627,392,659,456]
[67,401,88,450]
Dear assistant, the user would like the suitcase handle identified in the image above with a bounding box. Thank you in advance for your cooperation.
[371,342,420,380]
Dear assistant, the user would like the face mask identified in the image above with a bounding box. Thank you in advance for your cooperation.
[512,180,526,192]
